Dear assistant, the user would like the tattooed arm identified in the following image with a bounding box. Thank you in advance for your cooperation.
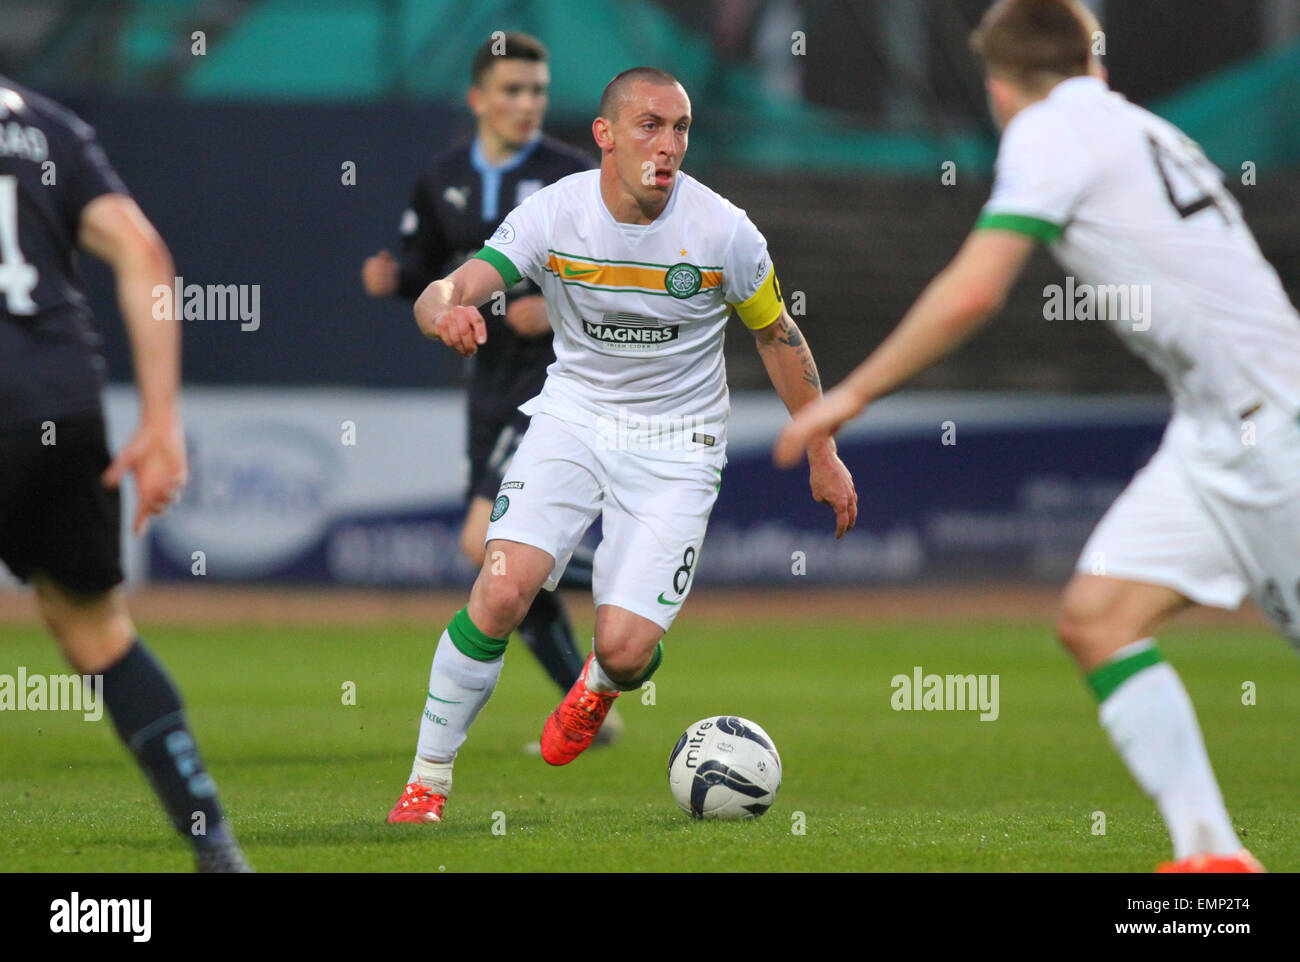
[752,308,824,411]
[752,308,858,538]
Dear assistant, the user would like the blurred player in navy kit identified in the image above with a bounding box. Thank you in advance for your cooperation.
[0,78,249,871]
[363,33,622,747]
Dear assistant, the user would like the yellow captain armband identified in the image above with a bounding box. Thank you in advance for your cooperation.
[731,267,784,330]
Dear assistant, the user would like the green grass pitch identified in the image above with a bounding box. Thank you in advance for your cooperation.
[2,612,1296,872]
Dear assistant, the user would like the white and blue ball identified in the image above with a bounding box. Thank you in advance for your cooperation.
[668,715,782,819]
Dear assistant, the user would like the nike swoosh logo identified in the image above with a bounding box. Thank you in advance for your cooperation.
[428,692,463,704]
[563,265,597,277]
[657,593,682,606]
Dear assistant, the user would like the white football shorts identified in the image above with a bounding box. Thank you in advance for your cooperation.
[1077,405,1300,647]
[484,412,724,632]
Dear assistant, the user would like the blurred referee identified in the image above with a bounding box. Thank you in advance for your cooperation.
[363,33,620,743]
[0,78,250,870]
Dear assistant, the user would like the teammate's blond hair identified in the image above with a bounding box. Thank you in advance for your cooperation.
[969,0,1101,90]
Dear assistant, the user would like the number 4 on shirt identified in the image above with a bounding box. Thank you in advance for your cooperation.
[1146,134,1235,225]
[0,174,39,314]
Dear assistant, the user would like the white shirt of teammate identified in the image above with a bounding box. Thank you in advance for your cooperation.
[979,76,1300,460]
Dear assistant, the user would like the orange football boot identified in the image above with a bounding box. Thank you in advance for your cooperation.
[1157,850,1264,873]
[540,653,620,766]
[386,781,446,823]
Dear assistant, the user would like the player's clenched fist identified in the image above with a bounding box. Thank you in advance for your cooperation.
[420,302,487,356]
[361,249,400,297]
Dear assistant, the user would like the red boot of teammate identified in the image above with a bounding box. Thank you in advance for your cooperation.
[1156,850,1264,873]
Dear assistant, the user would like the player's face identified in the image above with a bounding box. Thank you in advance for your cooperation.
[609,82,691,203]
[472,59,549,148]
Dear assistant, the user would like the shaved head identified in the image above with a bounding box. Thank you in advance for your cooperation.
[598,66,682,121]
[592,66,690,224]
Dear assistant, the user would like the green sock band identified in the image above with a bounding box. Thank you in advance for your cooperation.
[1086,643,1164,702]
[618,641,663,691]
[448,607,508,662]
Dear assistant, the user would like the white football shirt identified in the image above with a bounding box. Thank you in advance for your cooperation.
[475,170,783,460]
[979,76,1300,460]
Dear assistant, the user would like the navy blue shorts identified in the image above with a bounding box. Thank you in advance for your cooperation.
[0,410,123,595]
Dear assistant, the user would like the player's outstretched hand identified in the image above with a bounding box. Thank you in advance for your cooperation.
[773,385,864,469]
[808,445,858,539]
[101,416,188,534]
[362,249,400,298]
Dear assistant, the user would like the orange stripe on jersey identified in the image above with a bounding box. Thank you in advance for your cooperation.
[545,254,721,294]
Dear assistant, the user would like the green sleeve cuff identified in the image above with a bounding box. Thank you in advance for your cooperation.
[474,246,522,288]
[974,211,1064,243]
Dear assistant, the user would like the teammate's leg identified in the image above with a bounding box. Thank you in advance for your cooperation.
[1056,574,1244,862]
[33,576,250,872]
[1055,430,1267,869]
[389,539,553,822]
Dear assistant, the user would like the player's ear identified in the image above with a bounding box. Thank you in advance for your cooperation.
[467,85,482,118]
[592,116,613,151]
[986,76,1016,129]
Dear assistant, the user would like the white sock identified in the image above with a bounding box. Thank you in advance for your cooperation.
[584,647,620,693]
[411,629,504,784]
[1097,653,1241,858]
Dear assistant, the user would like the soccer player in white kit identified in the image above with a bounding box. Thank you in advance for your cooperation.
[387,67,857,823]
[777,0,1300,872]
